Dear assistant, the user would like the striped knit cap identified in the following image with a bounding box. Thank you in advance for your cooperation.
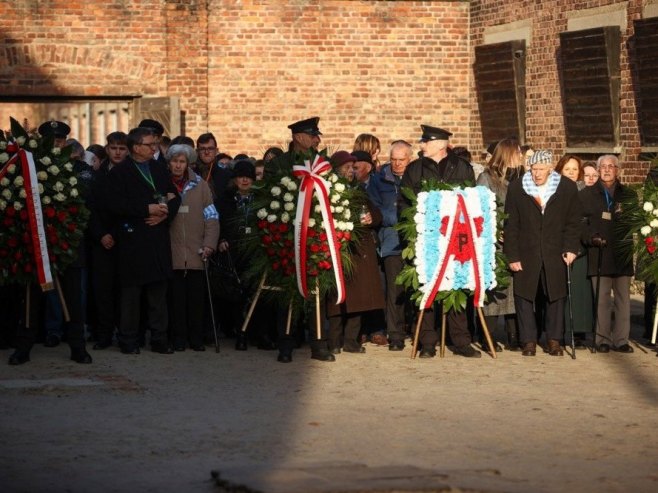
[527,149,553,166]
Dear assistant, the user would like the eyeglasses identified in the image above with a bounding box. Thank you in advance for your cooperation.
[197,147,218,153]
[138,142,158,148]
[599,164,617,170]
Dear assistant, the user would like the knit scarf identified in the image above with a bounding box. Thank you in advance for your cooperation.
[522,170,560,213]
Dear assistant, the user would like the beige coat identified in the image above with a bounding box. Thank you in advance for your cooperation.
[170,169,220,271]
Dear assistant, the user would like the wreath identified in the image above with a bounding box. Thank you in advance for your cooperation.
[244,149,366,309]
[0,117,90,288]
[395,180,510,313]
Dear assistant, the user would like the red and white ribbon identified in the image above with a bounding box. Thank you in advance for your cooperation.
[420,193,484,309]
[292,154,346,304]
[6,143,54,291]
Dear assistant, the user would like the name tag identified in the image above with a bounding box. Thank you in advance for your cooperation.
[602,211,612,220]
[178,205,189,214]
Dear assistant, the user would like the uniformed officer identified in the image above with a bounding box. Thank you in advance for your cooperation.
[267,117,322,176]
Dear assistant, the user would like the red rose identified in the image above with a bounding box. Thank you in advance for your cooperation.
[645,237,654,245]
[310,244,320,253]
[336,231,344,240]
[278,223,288,233]
[278,249,287,258]
[22,233,30,244]
[3,217,12,227]
[285,239,293,247]
[284,267,295,276]
[6,206,16,217]
[19,210,28,221]
[343,232,351,241]
[60,241,69,250]
[307,229,316,238]
[68,205,78,215]
[45,207,56,219]
[268,223,278,233]
[267,248,276,257]
[14,251,22,260]
[272,262,280,270]
[319,232,327,241]
[24,263,32,273]
[67,223,77,232]
[273,233,281,242]
[57,211,67,222]
[321,244,329,252]
[258,220,267,229]
[7,237,18,248]
[0,249,8,257]
[262,235,273,245]
[309,269,318,277]
[10,263,17,274]
[649,245,656,255]
[281,258,289,266]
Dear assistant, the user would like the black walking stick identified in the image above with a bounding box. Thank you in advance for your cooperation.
[590,237,607,354]
[564,255,576,360]
[203,255,220,353]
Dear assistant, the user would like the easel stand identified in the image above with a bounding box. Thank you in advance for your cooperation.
[651,296,658,345]
[411,306,496,359]
[240,274,321,339]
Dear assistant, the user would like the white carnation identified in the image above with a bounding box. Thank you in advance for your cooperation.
[335,221,345,231]
[0,153,8,164]
[329,174,338,183]
[29,139,38,149]
[331,194,340,204]
[330,206,335,213]
[54,192,66,202]
[40,156,52,166]
[37,171,47,181]
[70,189,78,198]
[267,214,277,223]
[283,193,294,202]
[257,208,268,219]
[48,165,60,176]
[334,183,345,193]
[644,202,654,212]
[64,163,72,171]
[345,222,354,231]
[335,206,344,213]
[342,200,349,206]
[651,219,658,229]
[42,196,51,204]
[271,186,282,197]
[53,181,64,192]
[280,176,291,186]
[286,182,297,191]
[38,184,44,195]
[343,209,351,219]
[69,177,77,186]
[284,202,294,212]
[13,176,23,187]
[281,212,290,223]
[0,199,5,210]
[16,136,26,145]
[308,218,316,228]
[1,189,11,200]
[314,204,322,214]
[0,178,8,186]
[654,209,658,217]
[641,225,652,236]
[52,147,61,155]
[13,201,23,210]
[19,189,26,199]
[7,164,16,174]
[270,200,280,210]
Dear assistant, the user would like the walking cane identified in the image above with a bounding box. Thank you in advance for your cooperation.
[203,256,220,353]
[564,255,576,360]
[591,238,607,354]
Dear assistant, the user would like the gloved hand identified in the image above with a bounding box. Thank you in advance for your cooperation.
[591,234,607,248]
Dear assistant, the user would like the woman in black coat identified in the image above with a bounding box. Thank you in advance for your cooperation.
[504,150,582,356]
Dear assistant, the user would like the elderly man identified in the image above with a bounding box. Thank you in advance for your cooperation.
[580,155,634,353]
[504,150,582,356]
[401,124,479,358]
[368,140,413,350]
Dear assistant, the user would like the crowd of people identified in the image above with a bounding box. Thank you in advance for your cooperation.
[0,116,655,365]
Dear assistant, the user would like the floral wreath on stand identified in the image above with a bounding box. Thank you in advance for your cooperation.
[244,149,366,316]
[0,117,90,289]
[395,180,510,313]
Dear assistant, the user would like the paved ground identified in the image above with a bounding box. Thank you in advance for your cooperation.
[1,296,657,493]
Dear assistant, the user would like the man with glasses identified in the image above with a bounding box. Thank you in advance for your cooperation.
[138,119,167,169]
[196,132,232,203]
[106,127,180,355]
[580,155,635,353]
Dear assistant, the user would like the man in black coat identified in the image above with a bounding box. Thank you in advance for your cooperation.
[400,124,480,358]
[504,150,582,356]
[267,117,322,177]
[106,127,180,354]
[580,155,635,353]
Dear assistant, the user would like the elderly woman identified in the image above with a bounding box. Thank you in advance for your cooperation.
[168,144,220,351]
[504,150,582,356]
[476,138,524,351]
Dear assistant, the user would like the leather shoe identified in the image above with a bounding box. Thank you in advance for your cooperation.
[613,343,634,353]
[597,343,611,353]
[93,341,112,350]
[277,352,292,363]
[120,347,140,355]
[9,350,30,365]
[44,334,61,348]
[419,347,436,358]
[329,347,341,354]
[522,342,537,356]
[235,333,248,351]
[547,339,564,356]
[454,345,482,358]
[389,340,405,351]
[369,333,389,346]
[311,350,336,362]
[151,344,174,354]
[174,345,186,352]
[70,348,92,364]
[343,345,366,354]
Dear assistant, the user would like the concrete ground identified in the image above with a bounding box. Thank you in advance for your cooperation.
[1,296,657,493]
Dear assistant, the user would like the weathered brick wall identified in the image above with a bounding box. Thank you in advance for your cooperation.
[470,0,650,182]
[0,1,471,157]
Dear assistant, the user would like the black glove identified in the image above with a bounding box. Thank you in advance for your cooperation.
[591,234,607,248]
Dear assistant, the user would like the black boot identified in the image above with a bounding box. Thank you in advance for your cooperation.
[505,326,521,351]
[9,349,30,365]
[235,331,248,351]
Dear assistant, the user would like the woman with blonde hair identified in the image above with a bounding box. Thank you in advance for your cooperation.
[476,138,524,351]
[353,133,382,170]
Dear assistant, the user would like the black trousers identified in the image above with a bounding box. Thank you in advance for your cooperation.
[119,281,168,350]
[515,269,565,344]
[168,270,204,348]
[15,267,87,352]
[419,305,471,348]
[277,301,328,355]
[383,255,407,343]
[91,244,119,345]
[328,313,362,351]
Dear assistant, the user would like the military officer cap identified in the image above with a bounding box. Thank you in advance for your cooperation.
[418,124,452,142]
[38,120,71,138]
[288,117,322,136]
[138,118,165,136]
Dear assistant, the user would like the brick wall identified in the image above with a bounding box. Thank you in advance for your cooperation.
[0,1,471,158]
[470,0,650,182]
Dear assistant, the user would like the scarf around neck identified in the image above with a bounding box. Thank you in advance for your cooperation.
[522,170,561,212]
